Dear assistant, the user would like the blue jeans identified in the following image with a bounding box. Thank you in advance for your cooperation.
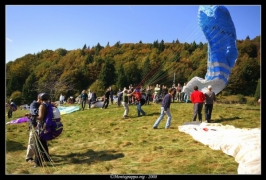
[153,107,172,129]
[136,102,145,117]
[183,94,188,103]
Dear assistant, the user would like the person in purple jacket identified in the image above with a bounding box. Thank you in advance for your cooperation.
[153,88,175,129]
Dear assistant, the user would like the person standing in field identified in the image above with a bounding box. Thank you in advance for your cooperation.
[153,88,175,129]
[172,84,176,102]
[109,87,114,105]
[121,88,135,118]
[117,88,123,107]
[80,90,88,111]
[145,85,152,105]
[102,88,111,109]
[190,86,206,123]
[204,85,216,123]
[25,97,41,163]
[132,88,146,117]
[87,89,92,107]
[153,84,161,103]
[176,83,182,102]
[182,83,189,103]
[59,94,65,105]
[33,93,51,167]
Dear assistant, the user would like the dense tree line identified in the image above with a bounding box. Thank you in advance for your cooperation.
[6,36,260,105]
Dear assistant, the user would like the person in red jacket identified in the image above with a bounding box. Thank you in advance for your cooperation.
[132,88,146,117]
[190,86,206,122]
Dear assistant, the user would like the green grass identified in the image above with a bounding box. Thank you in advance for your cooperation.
[5,101,261,174]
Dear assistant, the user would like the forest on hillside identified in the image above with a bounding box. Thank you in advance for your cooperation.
[6,36,260,105]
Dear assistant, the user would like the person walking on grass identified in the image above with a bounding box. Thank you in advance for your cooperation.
[153,88,175,129]
[121,88,135,118]
[132,88,146,117]
[80,90,88,111]
[204,85,216,123]
[190,86,206,123]
[109,87,114,105]
[101,88,111,109]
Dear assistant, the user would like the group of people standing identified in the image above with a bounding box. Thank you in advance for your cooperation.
[190,85,216,123]
[20,84,216,168]
[147,83,190,104]
[78,83,216,129]
[173,83,189,103]
[153,85,216,129]
[80,89,98,110]
[113,86,145,118]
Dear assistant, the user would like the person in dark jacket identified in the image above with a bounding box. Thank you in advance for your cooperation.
[101,88,111,109]
[204,85,216,123]
[153,88,175,129]
[88,91,97,109]
[109,87,114,105]
[80,90,88,110]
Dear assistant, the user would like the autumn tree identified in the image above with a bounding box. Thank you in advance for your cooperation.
[116,64,127,89]
[98,58,116,88]
[21,73,38,104]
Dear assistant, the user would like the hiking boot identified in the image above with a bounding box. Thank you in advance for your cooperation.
[153,127,158,129]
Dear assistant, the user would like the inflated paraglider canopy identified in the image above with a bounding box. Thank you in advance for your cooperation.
[183,5,238,96]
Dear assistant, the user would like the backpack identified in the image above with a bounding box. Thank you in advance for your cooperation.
[39,103,63,141]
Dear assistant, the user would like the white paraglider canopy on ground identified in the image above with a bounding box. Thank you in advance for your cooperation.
[178,122,261,174]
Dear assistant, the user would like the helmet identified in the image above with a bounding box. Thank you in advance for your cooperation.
[38,93,50,100]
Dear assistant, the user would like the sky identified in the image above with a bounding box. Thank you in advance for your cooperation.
[5,5,261,63]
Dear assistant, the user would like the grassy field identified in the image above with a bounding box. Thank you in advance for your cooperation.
[5,101,261,175]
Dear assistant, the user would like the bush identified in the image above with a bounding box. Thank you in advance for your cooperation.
[237,94,247,104]
[246,100,256,106]
[10,90,22,105]
[89,80,106,97]
[221,90,230,96]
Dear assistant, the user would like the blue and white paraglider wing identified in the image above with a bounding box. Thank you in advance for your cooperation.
[183,5,238,96]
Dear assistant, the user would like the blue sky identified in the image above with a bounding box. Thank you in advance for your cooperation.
[5,5,261,63]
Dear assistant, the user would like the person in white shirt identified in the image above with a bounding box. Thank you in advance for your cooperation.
[87,89,92,109]
[59,94,65,105]
[181,83,189,103]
